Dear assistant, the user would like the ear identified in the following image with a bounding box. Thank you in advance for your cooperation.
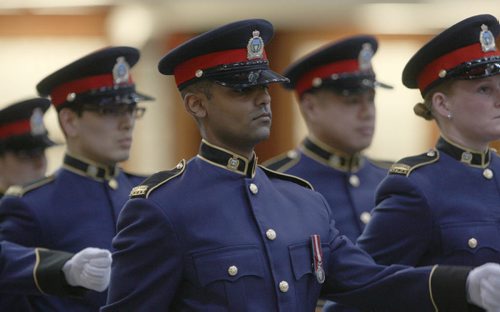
[183,92,207,119]
[58,108,80,138]
[431,91,451,120]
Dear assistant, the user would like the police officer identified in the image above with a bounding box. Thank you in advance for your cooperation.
[0,47,153,310]
[0,98,55,197]
[263,35,393,312]
[0,98,112,301]
[357,13,500,309]
[103,19,500,312]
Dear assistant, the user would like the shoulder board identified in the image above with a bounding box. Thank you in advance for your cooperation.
[129,160,186,199]
[259,165,313,190]
[5,175,55,197]
[389,150,439,176]
[262,150,300,172]
[369,158,395,170]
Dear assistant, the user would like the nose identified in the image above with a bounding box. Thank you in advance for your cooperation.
[256,86,271,107]
[119,111,135,130]
[359,99,375,119]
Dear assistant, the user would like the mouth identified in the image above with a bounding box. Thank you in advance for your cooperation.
[357,126,374,136]
[253,112,272,120]
[118,138,133,147]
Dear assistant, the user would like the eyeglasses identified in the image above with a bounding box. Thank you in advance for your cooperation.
[81,105,146,119]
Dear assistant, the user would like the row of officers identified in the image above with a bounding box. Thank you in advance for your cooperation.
[0,13,499,312]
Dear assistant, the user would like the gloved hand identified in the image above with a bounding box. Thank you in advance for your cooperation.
[62,247,112,292]
[467,262,500,312]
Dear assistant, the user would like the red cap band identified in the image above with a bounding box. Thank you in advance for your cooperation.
[0,120,30,140]
[417,42,500,92]
[50,74,134,107]
[173,48,267,87]
[295,59,359,96]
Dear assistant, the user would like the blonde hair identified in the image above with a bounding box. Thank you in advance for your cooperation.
[413,79,456,121]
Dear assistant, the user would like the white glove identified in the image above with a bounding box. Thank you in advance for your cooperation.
[62,247,112,292]
[467,263,500,312]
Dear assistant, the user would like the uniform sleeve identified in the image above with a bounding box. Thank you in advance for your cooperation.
[0,196,43,248]
[102,198,183,311]
[357,174,432,266]
[319,197,478,312]
[0,241,85,297]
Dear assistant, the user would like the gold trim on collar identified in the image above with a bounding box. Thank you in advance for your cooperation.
[301,136,363,172]
[198,139,257,177]
[63,152,120,182]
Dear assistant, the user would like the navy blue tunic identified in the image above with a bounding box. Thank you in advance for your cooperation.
[0,153,145,311]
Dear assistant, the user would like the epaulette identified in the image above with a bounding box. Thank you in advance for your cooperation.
[262,150,300,172]
[369,158,395,170]
[129,160,186,199]
[389,150,439,176]
[259,165,313,190]
[5,175,56,197]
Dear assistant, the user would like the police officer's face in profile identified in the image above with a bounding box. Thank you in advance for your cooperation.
[0,150,47,190]
[194,83,272,157]
[303,88,376,155]
[437,75,500,149]
[61,104,138,166]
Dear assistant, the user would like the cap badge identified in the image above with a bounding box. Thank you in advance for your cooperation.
[248,71,260,83]
[30,107,46,135]
[247,30,264,60]
[113,56,130,85]
[479,24,496,52]
[358,43,374,72]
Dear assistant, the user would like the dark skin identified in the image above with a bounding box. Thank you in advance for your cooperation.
[183,82,272,159]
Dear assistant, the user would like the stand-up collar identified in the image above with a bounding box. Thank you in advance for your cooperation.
[197,139,257,177]
[301,137,362,172]
[63,153,120,183]
[436,136,490,168]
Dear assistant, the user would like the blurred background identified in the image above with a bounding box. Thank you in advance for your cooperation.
[1,0,499,175]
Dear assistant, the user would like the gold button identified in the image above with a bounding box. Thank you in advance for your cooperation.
[349,175,360,187]
[108,179,118,190]
[266,229,277,240]
[427,150,436,157]
[176,161,184,169]
[468,238,478,249]
[279,281,289,293]
[249,183,258,194]
[227,265,238,276]
[360,212,371,224]
[483,168,493,180]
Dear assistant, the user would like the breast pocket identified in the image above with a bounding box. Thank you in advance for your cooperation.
[289,242,330,308]
[192,245,265,311]
[440,223,500,265]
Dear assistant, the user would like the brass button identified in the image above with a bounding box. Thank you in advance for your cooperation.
[360,212,371,224]
[108,179,118,190]
[468,238,478,249]
[349,175,360,187]
[483,168,493,180]
[249,183,259,194]
[279,281,289,293]
[228,265,238,276]
[266,229,277,240]
[176,161,184,170]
